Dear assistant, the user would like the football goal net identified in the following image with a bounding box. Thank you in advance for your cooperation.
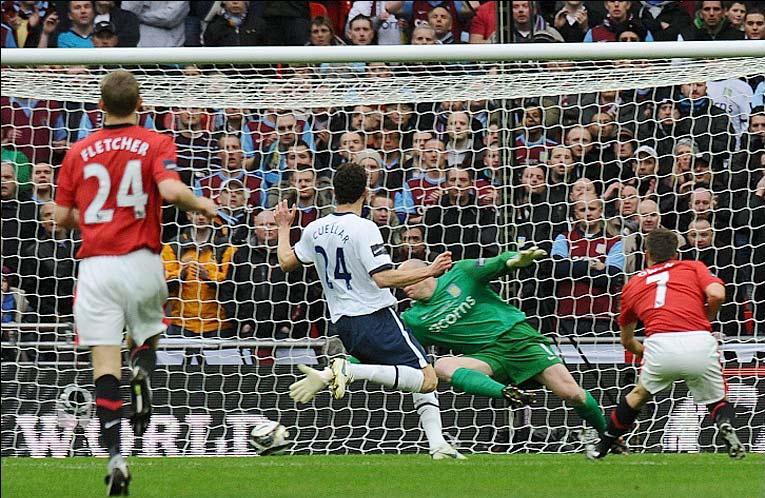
[1,42,764,457]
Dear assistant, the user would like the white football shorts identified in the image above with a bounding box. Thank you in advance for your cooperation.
[75,249,167,346]
[638,331,725,405]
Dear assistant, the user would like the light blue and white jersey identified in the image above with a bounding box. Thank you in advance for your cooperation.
[294,212,397,322]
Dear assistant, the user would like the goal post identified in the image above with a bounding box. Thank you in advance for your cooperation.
[1,42,764,457]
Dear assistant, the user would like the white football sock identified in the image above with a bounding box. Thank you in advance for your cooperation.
[413,392,448,451]
[347,364,424,392]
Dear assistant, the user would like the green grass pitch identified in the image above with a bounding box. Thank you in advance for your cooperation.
[2,453,763,498]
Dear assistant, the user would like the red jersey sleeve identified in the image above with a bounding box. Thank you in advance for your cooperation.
[693,260,724,290]
[55,149,77,208]
[151,135,181,184]
[618,280,639,327]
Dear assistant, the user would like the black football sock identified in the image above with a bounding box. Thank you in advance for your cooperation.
[606,398,641,437]
[707,399,734,426]
[129,343,156,374]
[95,374,122,458]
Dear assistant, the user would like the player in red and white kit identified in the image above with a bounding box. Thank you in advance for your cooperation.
[55,70,217,495]
[588,227,745,460]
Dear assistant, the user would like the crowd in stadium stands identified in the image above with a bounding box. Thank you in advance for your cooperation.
[1,1,764,357]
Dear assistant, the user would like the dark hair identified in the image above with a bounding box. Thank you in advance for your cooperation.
[645,227,679,264]
[333,162,367,204]
[751,105,765,118]
[100,70,139,117]
[745,5,764,18]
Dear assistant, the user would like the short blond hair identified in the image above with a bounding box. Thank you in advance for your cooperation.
[100,70,140,117]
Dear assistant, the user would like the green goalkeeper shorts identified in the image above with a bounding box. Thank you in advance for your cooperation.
[466,321,561,386]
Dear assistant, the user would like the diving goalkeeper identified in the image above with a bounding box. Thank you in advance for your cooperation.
[399,249,609,438]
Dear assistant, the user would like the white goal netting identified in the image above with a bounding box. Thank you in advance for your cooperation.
[1,53,764,457]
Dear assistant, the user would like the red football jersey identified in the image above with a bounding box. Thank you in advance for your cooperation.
[619,259,724,336]
[56,124,180,258]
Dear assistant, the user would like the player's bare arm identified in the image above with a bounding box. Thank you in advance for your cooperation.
[54,205,80,230]
[704,282,726,321]
[275,199,301,272]
[372,251,452,289]
[619,321,643,357]
[157,178,217,217]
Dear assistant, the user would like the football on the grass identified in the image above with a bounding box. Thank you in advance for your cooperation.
[249,421,291,455]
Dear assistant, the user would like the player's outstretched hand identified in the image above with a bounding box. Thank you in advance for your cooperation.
[274,199,296,229]
[506,247,547,269]
[196,196,218,219]
[429,251,453,277]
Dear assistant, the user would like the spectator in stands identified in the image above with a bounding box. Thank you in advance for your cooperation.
[725,1,747,31]
[635,0,693,41]
[368,193,402,253]
[122,1,189,47]
[623,198,684,274]
[692,0,744,40]
[638,98,691,176]
[623,145,661,199]
[680,217,744,334]
[162,210,236,338]
[410,22,437,45]
[658,137,698,209]
[261,1,310,46]
[19,201,78,323]
[552,1,591,43]
[203,0,266,47]
[269,167,332,233]
[390,0,471,42]
[2,265,28,325]
[585,0,654,42]
[552,193,623,335]
[402,130,433,178]
[91,21,119,47]
[1,162,36,273]
[380,127,405,182]
[1,93,65,164]
[512,164,567,254]
[445,111,479,167]
[395,138,447,223]
[227,209,321,338]
[427,6,457,44]
[4,1,48,48]
[355,149,386,194]
[332,130,365,171]
[603,182,640,235]
[674,81,736,168]
[424,166,498,260]
[395,225,428,263]
[345,2,403,45]
[744,5,764,39]
[30,162,53,204]
[54,1,95,48]
[309,16,345,46]
[469,0,497,43]
[93,1,140,47]
[346,13,376,45]
[515,101,558,165]
[506,0,563,42]
[474,143,502,206]
[195,134,262,208]
[0,146,31,193]
[707,76,754,143]
[169,107,219,185]
[740,152,765,332]
[546,145,576,199]
[565,125,605,183]
[570,177,598,204]
[731,107,765,207]
[260,112,314,190]
[215,178,250,234]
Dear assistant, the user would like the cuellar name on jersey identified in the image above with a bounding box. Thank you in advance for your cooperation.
[313,222,350,244]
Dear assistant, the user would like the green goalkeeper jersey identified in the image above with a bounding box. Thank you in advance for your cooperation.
[401,252,527,354]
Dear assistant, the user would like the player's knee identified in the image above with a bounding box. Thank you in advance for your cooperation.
[433,358,456,382]
[560,385,586,405]
[420,366,438,393]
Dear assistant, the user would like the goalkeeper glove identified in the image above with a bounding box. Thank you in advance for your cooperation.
[506,247,547,269]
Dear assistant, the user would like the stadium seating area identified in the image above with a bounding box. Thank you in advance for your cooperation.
[2,0,764,359]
